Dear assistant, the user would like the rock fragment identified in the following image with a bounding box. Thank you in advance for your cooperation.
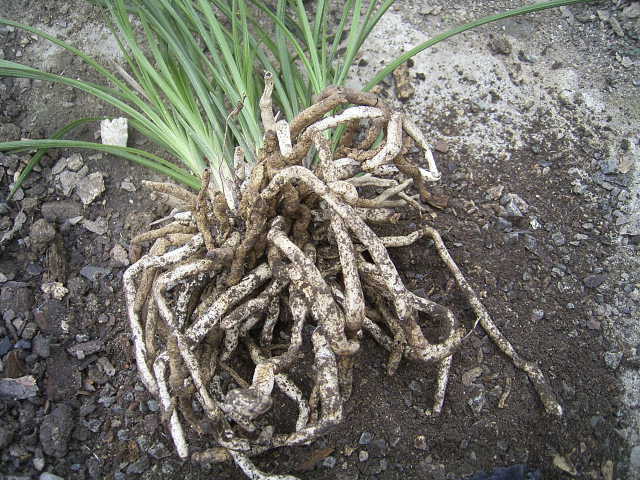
[0,375,38,399]
[29,219,56,254]
[101,117,128,146]
[75,172,105,205]
[67,340,103,360]
[41,201,83,223]
[40,404,75,458]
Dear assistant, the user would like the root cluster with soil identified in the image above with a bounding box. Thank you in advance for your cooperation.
[123,73,562,479]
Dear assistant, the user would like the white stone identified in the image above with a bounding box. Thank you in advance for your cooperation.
[100,117,128,147]
[41,282,68,300]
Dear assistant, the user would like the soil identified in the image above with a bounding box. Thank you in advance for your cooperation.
[0,1,639,480]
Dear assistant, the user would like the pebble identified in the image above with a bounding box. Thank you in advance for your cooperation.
[551,232,566,246]
[121,179,136,192]
[321,456,337,469]
[41,201,82,223]
[434,140,449,153]
[489,35,512,55]
[110,244,130,266]
[33,453,45,471]
[67,340,103,360]
[80,265,112,282]
[359,431,373,445]
[40,404,75,458]
[501,193,529,216]
[149,442,171,459]
[631,446,640,469]
[97,356,116,377]
[82,217,108,235]
[604,351,623,370]
[414,434,428,451]
[369,438,388,457]
[584,274,607,288]
[0,376,38,399]
[65,153,84,171]
[147,400,160,412]
[531,310,545,321]
[76,172,105,205]
[32,335,50,358]
[0,336,12,356]
[462,367,483,386]
[359,450,369,462]
[126,455,150,475]
[14,339,31,350]
[58,170,82,196]
[623,3,640,18]
[39,473,63,480]
[29,219,56,254]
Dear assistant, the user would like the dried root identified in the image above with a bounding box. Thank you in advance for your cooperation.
[124,76,562,479]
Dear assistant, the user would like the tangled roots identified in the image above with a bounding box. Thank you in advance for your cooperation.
[123,75,562,479]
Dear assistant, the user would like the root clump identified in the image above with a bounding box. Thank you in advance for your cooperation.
[124,75,562,479]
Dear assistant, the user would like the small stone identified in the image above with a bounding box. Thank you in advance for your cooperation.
[41,282,68,300]
[610,17,625,37]
[76,172,105,206]
[101,117,128,147]
[29,219,56,254]
[359,431,373,445]
[117,429,131,441]
[0,336,12,356]
[321,456,337,469]
[67,340,103,360]
[33,454,45,471]
[604,351,623,370]
[0,376,38,399]
[120,180,136,192]
[33,335,50,358]
[82,217,108,235]
[110,244,130,266]
[584,274,607,288]
[359,450,369,462]
[65,153,84,171]
[39,473,64,480]
[462,367,483,386]
[40,404,75,458]
[51,157,68,176]
[147,400,160,412]
[631,446,640,469]
[41,201,83,223]
[500,193,529,215]
[369,438,388,457]
[587,318,601,330]
[67,276,89,296]
[80,265,111,282]
[149,442,171,459]
[623,3,640,19]
[551,232,566,246]
[531,309,545,321]
[97,357,115,377]
[434,140,449,153]
[489,35,512,55]
[126,455,150,475]
[485,185,504,201]
[414,435,428,451]
[58,170,82,196]
[14,339,31,350]
[467,386,486,414]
